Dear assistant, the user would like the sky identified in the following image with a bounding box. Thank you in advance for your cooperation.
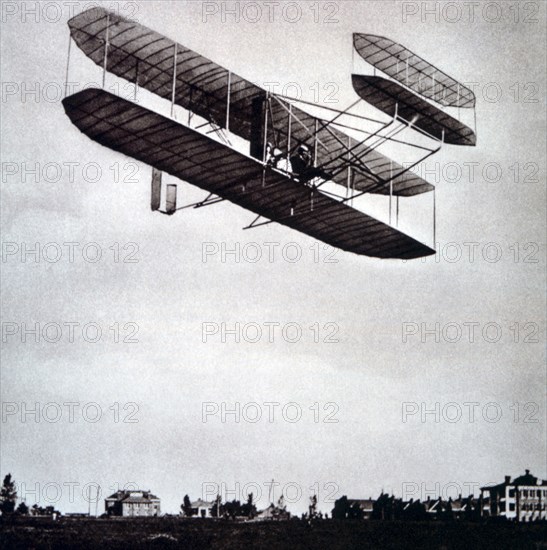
[1,0,545,515]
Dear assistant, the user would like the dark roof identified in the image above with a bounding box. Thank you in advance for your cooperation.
[513,471,547,486]
[105,490,160,503]
[480,471,547,491]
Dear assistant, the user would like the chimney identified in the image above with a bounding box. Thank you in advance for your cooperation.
[505,476,511,484]
[525,469,530,475]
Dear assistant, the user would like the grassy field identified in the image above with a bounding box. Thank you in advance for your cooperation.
[1,517,546,549]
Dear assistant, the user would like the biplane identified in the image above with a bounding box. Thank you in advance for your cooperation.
[62,8,476,259]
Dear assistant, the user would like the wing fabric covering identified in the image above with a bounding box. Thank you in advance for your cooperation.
[353,34,475,109]
[67,7,433,197]
[352,75,476,146]
[63,88,435,260]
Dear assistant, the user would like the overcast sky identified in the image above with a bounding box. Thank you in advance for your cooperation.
[1,0,545,515]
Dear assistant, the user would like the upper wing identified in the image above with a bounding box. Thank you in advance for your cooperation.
[67,7,434,197]
[63,88,435,260]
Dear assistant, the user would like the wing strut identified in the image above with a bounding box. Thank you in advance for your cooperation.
[101,13,110,89]
[172,192,226,212]
[268,93,439,200]
[64,32,72,98]
[170,43,177,117]
[243,214,274,230]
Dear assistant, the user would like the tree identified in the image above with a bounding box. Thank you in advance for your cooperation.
[464,496,480,522]
[16,502,29,515]
[332,495,350,519]
[309,494,318,519]
[181,494,193,517]
[402,499,427,521]
[241,493,257,519]
[371,493,388,520]
[0,474,17,514]
[223,499,242,519]
[372,492,404,520]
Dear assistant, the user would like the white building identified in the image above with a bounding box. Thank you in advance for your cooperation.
[105,490,161,517]
[480,470,547,522]
[190,499,213,518]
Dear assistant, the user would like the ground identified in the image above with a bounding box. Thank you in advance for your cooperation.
[1,517,547,549]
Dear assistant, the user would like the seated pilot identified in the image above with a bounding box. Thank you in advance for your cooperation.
[290,144,330,183]
[290,144,312,177]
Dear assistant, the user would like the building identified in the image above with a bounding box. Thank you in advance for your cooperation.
[480,470,547,522]
[256,503,291,521]
[29,505,60,519]
[105,490,161,517]
[190,499,213,518]
[347,499,375,519]
[423,497,443,518]
[448,495,479,520]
